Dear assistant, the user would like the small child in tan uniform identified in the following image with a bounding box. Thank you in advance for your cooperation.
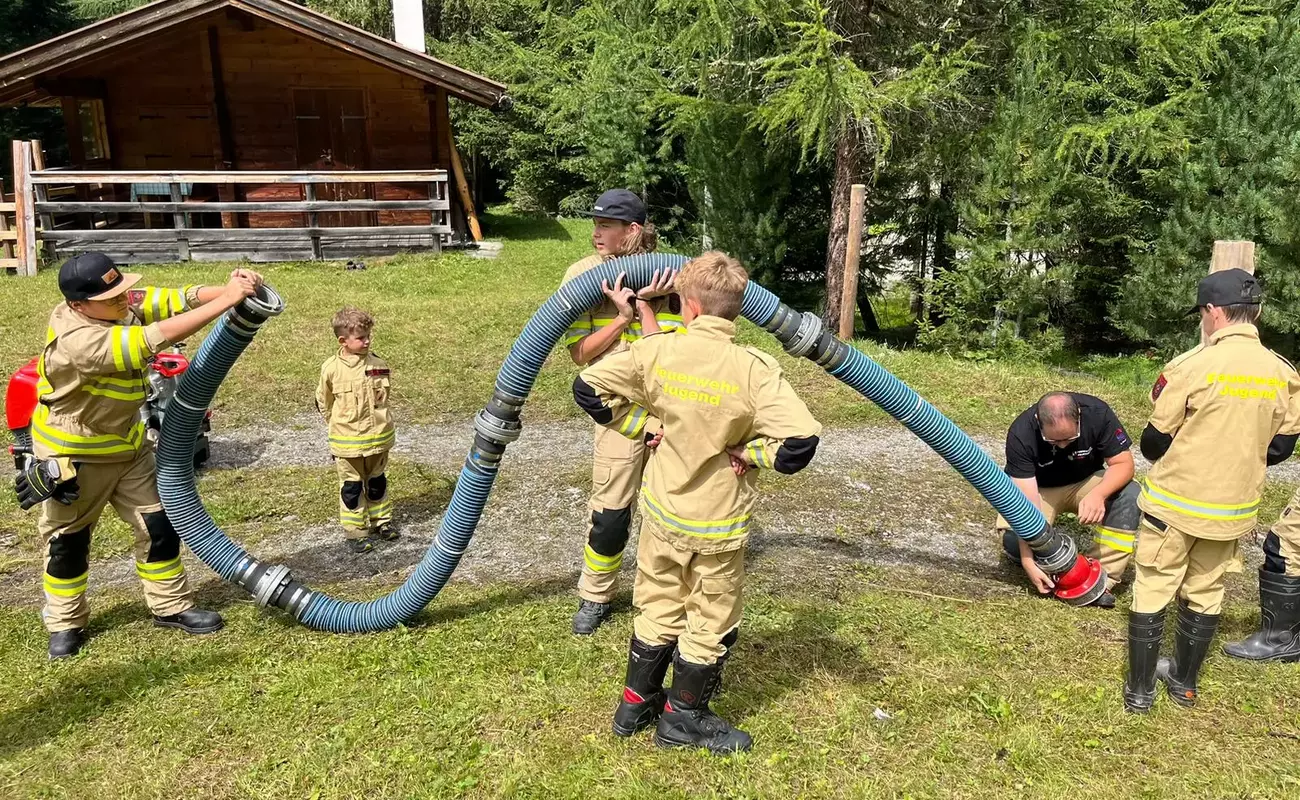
[316,308,396,553]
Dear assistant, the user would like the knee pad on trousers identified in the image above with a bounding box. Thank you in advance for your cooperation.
[1102,481,1143,531]
[47,526,92,579]
[366,474,387,500]
[1264,531,1287,574]
[589,506,632,556]
[142,510,181,563]
[341,481,364,510]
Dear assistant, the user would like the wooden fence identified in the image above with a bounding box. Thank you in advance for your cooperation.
[7,140,453,271]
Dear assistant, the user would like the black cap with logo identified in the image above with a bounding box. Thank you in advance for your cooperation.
[1188,268,1262,315]
[580,188,647,225]
[58,252,142,301]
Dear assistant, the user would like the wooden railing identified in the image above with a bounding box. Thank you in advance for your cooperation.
[7,140,453,271]
[0,179,17,274]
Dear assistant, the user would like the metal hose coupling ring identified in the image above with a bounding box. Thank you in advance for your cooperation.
[782,311,824,359]
[226,284,286,335]
[474,408,522,445]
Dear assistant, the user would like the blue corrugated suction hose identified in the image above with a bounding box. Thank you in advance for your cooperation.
[156,256,1102,633]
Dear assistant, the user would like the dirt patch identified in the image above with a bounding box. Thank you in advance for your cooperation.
[0,416,1280,610]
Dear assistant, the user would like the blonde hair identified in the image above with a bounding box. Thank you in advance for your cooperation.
[616,221,658,256]
[677,251,748,320]
[332,307,374,338]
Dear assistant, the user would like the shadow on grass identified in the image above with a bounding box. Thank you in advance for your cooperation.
[0,646,227,760]
[204,434,271,471]
[481,211,572,242]
[725,605,883,722]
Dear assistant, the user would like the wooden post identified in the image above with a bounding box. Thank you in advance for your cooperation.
[838,183,867,340]
[305,183,322,260]
[170,183,191,261]
[1210,240,1255,274]
[31,140,53,263]
[444,124,482,242]
[13,140,37,276]
[1200,240,1257,345]
[0,178,12,264]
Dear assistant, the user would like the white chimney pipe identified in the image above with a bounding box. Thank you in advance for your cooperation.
[393,0,426,54]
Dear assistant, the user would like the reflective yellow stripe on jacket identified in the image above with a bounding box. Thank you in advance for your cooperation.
[31,403,146,456]
[110,325,150,372]
[640,485,751,541]
[1141,478,1260,522]
[137,287,192,325]
[327,429,396,450]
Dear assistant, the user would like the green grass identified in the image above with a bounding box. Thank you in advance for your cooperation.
[0,572,1297,799]
[3,211,1296,799]
[0,210,1155,435]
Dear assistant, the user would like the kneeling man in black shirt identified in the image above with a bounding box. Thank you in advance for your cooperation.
[999,392,1140,607]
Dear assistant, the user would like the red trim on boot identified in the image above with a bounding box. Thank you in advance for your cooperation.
[623,687,646,704]
[663,699,674,712]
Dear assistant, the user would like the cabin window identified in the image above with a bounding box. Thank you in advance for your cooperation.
[77,99,110,161]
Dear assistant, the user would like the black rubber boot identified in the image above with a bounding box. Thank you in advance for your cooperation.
[154,608,224,635]
[654,656,752,754]
[572,599,611,636]
[1223,570,1300,662]
[48,628,86,660]
[1123,608,1165,713]
[1157,602,1220,708]
[704,628,739,699]
[612,638,674,736]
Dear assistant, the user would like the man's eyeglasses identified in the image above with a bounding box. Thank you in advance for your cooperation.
[1036,414,1081,448]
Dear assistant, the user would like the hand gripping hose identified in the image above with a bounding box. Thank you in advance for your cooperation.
[156,257,1104,633]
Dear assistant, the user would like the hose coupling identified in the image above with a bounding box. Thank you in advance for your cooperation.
[782,311,824,359]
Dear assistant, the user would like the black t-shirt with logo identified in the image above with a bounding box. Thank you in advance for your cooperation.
[1004,393,1132,488]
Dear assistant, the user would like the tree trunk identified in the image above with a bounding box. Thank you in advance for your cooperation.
[822,126,868,332]
[857,289,880,334]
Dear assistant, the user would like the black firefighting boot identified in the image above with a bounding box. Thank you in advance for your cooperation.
[48,628,87,660]
[1122,608,1166,713]
[612,637,675,736]
[572,599,612,636]
[1223,570,1300,662]
[1157,601,1220,708]
[375,523,400,542]
[703,628,739,699]
[654,655,752,754]
[154,608,224,635]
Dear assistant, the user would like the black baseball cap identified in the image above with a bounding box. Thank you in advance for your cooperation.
[58,252,142,301]
[580,188,647,225]
[1188,268,1262,315]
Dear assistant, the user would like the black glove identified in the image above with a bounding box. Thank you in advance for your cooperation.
[15,457,79,511]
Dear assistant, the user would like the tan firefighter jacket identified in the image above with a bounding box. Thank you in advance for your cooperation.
[316,349,394,458]
[577,315,822,554]
[33,286,201,462]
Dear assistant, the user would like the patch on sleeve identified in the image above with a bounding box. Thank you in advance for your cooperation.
[1151,373,1168,401]
[127,289,145,307]
[1115,426,1131,448]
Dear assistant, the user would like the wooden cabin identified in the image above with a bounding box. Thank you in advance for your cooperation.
[0,0,507,266]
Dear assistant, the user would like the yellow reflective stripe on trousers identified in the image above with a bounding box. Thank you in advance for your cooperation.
[340,509,370,525]
[44,571,88,597]
[1094,527,1136,554]
[369,499,393,517]
[31,405,146,455]
[137,557,185,581]
[1141,478,1260,521]
[328,429,395,448]
[640,486,750,540]
[618,405,649,439]
[584,545,623,573]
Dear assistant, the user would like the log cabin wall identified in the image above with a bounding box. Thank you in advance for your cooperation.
[59,12,446,230]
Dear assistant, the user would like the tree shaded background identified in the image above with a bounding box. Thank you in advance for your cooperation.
[5,0,1298,357]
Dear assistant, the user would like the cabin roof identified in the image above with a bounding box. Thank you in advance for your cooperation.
[0,0,507,107]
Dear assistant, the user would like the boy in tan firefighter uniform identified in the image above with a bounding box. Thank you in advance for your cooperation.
[1222,486,1300,662]
[574,251,821,754]
[316,308,396,553]
[17,252,261,659]
[1123,268,1300,712]
[562,189,683,635]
